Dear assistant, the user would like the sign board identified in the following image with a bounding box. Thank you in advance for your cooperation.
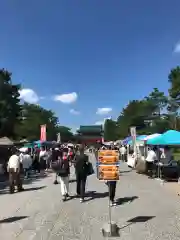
[97,150,120,181]
[130,126,136,142]
[98,165,119,181]
[40,124,46,141]
[130,126,137,155]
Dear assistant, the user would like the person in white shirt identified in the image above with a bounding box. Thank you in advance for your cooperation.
[7,150,23,193]
[146,147,157,177]
[39,146,47,171]
[120,145,126,161]
[20,149,32,178]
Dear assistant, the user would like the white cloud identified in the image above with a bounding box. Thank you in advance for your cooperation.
[53,92,78,104]
[174,42,180,53]
[70,109,80,115]
[19,88,39,104]
[95,120,104,125]
[39,96,45,100]
[96,107,112,115]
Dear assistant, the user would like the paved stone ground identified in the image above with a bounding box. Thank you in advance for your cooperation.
[1,154,180,239]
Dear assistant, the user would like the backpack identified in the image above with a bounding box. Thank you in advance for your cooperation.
[55,158,69,177]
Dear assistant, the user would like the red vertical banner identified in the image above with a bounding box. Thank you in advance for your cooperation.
[40,124,46,141]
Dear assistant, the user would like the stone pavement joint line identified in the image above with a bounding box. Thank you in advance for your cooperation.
[0,153,180,239]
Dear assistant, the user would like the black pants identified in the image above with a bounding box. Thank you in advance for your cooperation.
[32,159,40,173]
[76,173,87,199]
[9,168,23,193]
[108,181,117,202]
[146,162,154,177]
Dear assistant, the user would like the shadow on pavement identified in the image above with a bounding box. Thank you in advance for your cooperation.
[119,216,155,230]
[0,216,28,223]
[83,191,109,202]
[120,170,133,173]
[116,196,138,206]
[0,185,46,195]
[23,172,49,185]
[22,186,46,192]
[0,172,49,195]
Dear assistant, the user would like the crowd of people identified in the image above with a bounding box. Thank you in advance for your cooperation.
[6,144,95,203]
[6,143,122,206]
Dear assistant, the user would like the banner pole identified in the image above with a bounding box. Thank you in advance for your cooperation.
[108,182,112,234]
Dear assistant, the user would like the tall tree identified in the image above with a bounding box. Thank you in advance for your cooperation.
[117,100,150,138]
[143,88,168,133]
[168,66,180,129]
[104,119,118,141]
[168,66,180,102]
[0,69,21,137]
[16,103,59,141]
[145,88,167,116]
[56,126,74,142]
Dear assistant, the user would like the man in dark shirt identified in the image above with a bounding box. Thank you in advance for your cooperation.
[74,144,88,202]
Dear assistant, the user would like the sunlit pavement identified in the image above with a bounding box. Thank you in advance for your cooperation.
[1,154,180,239]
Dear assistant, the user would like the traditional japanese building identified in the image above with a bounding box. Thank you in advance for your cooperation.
[76,125,103,144]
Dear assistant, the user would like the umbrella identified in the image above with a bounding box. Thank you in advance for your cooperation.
[0,137,14,146]
[19,147,28,153]
[143,133,161,141]
[147,130,180,145]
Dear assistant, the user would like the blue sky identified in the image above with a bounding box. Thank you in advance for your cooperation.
[1,0,180,132]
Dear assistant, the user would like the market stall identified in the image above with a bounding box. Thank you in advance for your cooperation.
[146,130,180,180]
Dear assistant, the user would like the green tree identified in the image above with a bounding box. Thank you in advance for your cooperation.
[16,103,59,141]
[168,66,180,102]
[143,88,168,133]
[167,66,180,129]
[0,69,21,137]
[56,126,74,142]
[116,94,168,137]
[104,119,118,141]
[145,88,167,116]
[117,100,149,138]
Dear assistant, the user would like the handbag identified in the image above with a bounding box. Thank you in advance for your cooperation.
[51,159,61,173]
[85,162,94,176]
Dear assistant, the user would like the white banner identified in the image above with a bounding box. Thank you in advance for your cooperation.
[57,132,61,143]
[130,126,136,142]
[130,126,137,154]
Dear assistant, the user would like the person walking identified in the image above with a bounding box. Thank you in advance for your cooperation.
[51,147,62,184]
[107,181,117,206]
[74,144,89,203]
[39,146,47,173]
[32,146,40,173]
[58,151,70,201]
[120,145,126,162]
[20,148,32,179]
[7,150,24,194]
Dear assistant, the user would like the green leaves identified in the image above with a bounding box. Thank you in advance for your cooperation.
[104,119,118,141]
[168,66,180,101]
[15,103,58,141]
[0,68,75,141]
[0,69,21,137]
[116,88,170,138]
